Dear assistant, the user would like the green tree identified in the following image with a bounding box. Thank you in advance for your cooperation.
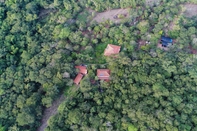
[0,125,5,131]
[59,27,71,39]
[16,112,35,126]
[128,124,138,131]
[137,20,149,34]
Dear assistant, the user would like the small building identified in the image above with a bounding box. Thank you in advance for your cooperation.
[73,73,83,85]
[75,66,87,75]
[161,36,173,47]
[104,44,121,56]
[73,65,87,85]
[97,69,110,81]
[161,36,173,43]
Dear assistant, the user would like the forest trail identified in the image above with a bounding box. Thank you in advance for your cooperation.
[37,94,65,131]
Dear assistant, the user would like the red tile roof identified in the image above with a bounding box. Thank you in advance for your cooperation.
[104,44,121,56]
[75,66,87,75]
[73,73,83,85]
[97,69,110,80]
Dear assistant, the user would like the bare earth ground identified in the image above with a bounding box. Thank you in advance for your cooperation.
[183,4,197,18]
[92,8,129,23]
[138,40,146,49]
[157,44,169,51]
[146,0,161,6]
[37,94,65,131]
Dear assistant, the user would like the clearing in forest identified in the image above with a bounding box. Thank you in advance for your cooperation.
[183,4,197,18]
[92,8,129,23]
[146,0,161,6]
[168,3,197,32]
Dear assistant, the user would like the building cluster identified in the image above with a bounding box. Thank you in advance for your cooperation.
[73,36,173,85]
[73,44,121,85]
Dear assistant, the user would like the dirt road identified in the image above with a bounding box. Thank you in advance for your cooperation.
[37,95,65,131]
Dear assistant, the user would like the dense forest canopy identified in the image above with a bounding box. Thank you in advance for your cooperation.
[0,0,197,131]
[46,51,197,131]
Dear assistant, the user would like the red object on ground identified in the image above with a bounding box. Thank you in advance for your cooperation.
[73,65,87,85]
[97,69,110,80]
[73,73,83,85]
[104,44,121,56]
[75,66,87,75]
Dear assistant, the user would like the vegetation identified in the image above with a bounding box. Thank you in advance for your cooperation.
[1,0,197,131]
[46,51,197,131]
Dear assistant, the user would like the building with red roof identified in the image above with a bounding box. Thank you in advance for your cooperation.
[73,73,83,85]
[73,65,87,85]
[97,69,110,81]
[75,66,87,75]
[104,44,121,56]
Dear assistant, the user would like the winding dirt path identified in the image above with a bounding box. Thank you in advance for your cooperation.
[37,94,65,131]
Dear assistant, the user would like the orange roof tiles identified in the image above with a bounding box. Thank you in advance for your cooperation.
[97,69,110,80]
[75,66,87,75]
[73,73,83,85]
[73,65,87,85]
[104,44,121,56]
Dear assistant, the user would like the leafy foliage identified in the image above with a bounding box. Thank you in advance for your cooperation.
[1,0,197,130]
[46,51,197,131]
